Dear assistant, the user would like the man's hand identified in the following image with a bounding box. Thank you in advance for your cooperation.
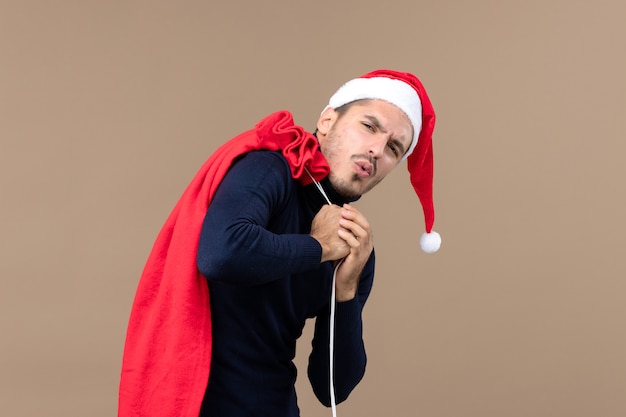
[310,204,373,301]
[335,204,373,301]
[310,204,351,263]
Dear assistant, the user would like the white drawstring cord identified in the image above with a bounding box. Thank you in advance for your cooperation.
[329,261,341,417]
[309,174,332,206]
[305,168,340,417]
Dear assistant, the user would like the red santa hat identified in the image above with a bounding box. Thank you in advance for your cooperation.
[325,69,441,253]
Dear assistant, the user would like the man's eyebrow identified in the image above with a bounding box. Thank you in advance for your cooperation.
[364,115,407,156]
[364,115,385,132]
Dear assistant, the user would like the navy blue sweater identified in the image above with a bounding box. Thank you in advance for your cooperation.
[196,151,374,416]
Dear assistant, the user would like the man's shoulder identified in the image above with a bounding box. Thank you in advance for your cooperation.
[228,150,295,186]
[237,149,288,164]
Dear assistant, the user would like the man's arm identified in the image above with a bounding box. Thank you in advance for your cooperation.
[306,253,375,406]
[197,151,322,285]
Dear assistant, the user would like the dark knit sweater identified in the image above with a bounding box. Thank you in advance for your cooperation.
[196,151,374,416]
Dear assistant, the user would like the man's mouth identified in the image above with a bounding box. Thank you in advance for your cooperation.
[354,160,374,178]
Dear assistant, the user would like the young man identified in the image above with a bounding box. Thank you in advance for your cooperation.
[118,69,441,417]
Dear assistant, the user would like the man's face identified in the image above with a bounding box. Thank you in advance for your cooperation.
[316,99,413,200]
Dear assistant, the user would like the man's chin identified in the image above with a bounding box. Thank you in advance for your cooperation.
[331,176,368,200]
[338,190,362,201]
[353,176,382,197]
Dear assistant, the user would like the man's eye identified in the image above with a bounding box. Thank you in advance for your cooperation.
[388,143,399,156]
[363,123,374,131]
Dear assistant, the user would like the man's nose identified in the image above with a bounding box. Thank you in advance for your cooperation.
[367,136,386,158]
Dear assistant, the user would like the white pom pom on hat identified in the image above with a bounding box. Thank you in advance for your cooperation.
[325,69,441,253]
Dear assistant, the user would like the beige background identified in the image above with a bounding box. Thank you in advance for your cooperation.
[2,0,625,416]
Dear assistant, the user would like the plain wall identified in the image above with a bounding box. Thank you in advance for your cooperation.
[1,0,625,416]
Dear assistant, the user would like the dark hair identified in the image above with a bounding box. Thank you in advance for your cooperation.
[313,100,367,136]
[334,100,366,117]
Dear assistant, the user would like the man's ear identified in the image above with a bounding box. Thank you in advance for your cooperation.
[316,107,337,137]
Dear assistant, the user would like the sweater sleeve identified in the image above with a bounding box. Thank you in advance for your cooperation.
[197,151,322,286]
[307,252,375,406]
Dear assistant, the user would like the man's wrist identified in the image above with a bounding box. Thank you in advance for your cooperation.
[335,284,357,302]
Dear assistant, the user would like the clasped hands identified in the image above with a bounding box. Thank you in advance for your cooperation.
[310,204,373,301]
